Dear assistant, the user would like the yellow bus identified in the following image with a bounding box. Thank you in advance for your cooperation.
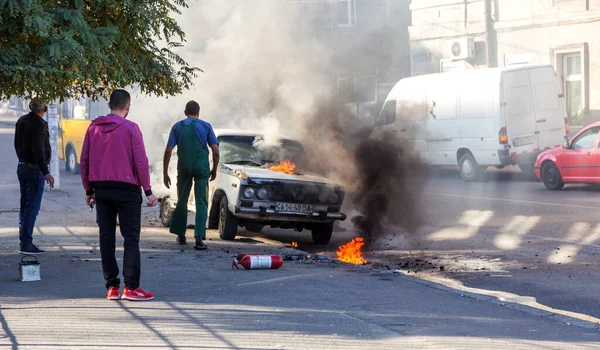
[58,97,110,173]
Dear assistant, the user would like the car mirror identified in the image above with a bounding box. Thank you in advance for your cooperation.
[562,142,570,149]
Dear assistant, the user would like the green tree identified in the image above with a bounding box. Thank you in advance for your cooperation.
[0,0,200,101]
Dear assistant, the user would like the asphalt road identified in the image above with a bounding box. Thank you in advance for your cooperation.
[245,164,600,323]
[4,106,599,323]
[4,110,600,348]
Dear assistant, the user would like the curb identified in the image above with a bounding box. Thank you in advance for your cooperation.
[392,270,600,331]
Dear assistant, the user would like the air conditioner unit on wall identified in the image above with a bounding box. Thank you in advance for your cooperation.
[447,38,476,60]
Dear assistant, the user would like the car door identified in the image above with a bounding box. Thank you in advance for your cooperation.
[590,131,600,182]
[558,126,600,181]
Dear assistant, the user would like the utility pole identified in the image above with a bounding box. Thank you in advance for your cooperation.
[484,0,497,68]
[46,102,60,190]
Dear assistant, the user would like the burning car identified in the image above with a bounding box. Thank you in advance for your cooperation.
[159,129,346,244]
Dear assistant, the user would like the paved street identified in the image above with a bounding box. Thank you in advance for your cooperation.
[257,166,600,325]
[1,111,600,348]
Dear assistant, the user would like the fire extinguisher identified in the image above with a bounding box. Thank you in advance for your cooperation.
[232,254,283,270]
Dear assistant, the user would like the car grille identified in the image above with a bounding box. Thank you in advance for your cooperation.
[244,182,343,205]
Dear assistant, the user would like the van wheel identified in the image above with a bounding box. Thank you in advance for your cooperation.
[219,196,238,240]
[542,162,565,190]
[312,223,334,245]
[459,153,482,181]
[159,197,173,227]
[66,147,80,174]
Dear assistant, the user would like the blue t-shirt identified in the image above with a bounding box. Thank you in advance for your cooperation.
[167,118,218,149]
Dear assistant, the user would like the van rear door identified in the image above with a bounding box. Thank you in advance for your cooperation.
[529,66,567,150]
[502,69,538,152]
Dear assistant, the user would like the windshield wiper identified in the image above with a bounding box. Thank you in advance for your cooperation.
[226,159,263,166]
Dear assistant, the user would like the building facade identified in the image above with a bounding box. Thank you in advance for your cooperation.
[289,0,412,116]
[410,0,600,127]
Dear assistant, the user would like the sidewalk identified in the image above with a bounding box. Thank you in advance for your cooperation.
[1,173,600,349]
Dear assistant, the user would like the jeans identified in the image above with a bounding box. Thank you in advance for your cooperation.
[17,164,45,247]
[95,187,142,290]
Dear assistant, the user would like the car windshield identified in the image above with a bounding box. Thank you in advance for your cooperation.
[218,135,306,167]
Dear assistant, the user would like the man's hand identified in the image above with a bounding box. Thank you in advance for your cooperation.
[147,194,158,207]
[210,168,217,181]
[44,174,55,189]
[86,195,95,206]
[164,174,171,189]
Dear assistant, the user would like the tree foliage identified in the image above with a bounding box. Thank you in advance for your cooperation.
[0,0,200,101]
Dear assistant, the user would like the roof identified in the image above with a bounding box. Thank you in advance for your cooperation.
[214,128,296,141]
[387,64,556,98]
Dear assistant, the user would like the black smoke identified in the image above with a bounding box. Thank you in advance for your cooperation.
[299,100,427,248]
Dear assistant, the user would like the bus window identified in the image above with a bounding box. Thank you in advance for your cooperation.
[61,100,72,119]
[88,98,110,120]
[73,98,88,120]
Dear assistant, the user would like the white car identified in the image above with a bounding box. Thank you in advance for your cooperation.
[159,129,347,244]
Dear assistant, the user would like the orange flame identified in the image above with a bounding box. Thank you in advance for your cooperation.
[270,160,296,175]
[336,237,367,265]
[291,241,298,248]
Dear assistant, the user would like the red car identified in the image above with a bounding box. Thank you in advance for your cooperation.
[535,121,600,190]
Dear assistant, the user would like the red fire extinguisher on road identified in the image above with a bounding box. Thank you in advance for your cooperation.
[232,254,283,270]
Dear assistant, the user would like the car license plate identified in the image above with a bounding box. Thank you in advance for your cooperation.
[513,136,534,147]
[276,202,313,214]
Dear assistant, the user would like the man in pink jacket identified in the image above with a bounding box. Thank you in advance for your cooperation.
[80,89,157,301]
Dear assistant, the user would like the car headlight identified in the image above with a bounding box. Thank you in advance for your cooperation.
[243,187,255,199]
[256,187,269,200]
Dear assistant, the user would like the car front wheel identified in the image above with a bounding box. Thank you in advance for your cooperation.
[542,162,565,190]
[219,196,238,240]
[312,222,334,245]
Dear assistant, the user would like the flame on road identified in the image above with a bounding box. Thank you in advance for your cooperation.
[336,237,367,265]
[270,160,296,175]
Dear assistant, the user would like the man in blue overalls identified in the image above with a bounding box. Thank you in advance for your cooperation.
[163,101,219,250]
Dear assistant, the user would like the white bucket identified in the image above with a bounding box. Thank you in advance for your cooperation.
[19,256,41,282]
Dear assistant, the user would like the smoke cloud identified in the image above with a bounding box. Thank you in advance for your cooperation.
[129,0,425,245]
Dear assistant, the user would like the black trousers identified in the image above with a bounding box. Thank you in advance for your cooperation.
[95,187,142,290]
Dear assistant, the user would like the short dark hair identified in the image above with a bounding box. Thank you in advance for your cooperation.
[109,89,131,110]
[184,100,200,116]
[29,97,47,113]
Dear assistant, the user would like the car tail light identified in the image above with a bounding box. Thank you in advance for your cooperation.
[564,117,570,135]
[499,127,508,145]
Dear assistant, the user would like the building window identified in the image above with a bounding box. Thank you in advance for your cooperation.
[553,44,588,127]
[336,0,356,27]
[563,53,583,125]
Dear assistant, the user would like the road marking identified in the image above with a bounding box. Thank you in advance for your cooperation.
[424,192,600,210]
[527,234,600,249]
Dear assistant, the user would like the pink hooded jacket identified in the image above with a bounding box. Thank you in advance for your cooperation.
[80,114,152,195]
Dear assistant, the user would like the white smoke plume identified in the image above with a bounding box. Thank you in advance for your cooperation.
[128,0,337,197]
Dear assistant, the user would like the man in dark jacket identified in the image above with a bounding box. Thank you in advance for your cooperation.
[81,89,157,301]
[14,97,55,255]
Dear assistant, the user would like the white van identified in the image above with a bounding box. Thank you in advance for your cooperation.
[375,64,569,181]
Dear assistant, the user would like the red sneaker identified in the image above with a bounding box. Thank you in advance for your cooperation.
[122,287,154,301]
[106,286,120,300]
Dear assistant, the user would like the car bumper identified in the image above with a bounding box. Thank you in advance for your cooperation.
[534,165,542,180]
[234,206,347,223]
